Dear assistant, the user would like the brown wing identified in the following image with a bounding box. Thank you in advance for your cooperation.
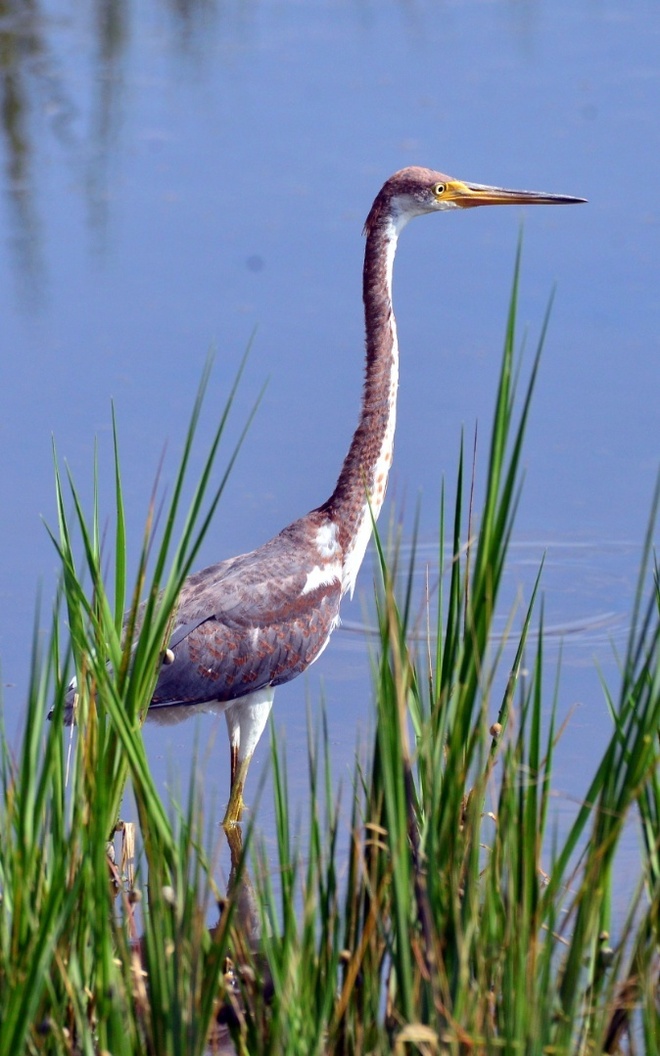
[150,517,342,709]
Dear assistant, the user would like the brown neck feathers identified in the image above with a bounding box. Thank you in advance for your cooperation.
[320,204,399,565]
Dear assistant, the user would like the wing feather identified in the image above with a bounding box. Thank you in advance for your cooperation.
[151,515,342,709]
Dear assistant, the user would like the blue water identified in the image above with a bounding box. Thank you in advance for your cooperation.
[0,0,658,881]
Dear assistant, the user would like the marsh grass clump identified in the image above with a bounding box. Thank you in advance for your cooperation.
[228,260,660,1055]
[1,265,659,1054]
[0,354,258,1056]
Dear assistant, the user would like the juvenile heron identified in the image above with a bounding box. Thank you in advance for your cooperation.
[147,167,584,826]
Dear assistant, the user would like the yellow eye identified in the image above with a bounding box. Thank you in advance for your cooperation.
[433,182,446,197]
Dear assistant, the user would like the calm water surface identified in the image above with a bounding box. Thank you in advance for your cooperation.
[0,0,658,881]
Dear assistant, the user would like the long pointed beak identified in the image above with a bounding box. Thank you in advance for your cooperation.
[443,179,586,208]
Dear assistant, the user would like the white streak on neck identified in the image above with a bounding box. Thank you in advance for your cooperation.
[342,215,400,598]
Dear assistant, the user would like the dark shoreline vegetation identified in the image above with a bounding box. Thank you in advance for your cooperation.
[1,266,659,1055]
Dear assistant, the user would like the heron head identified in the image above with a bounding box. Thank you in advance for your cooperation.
[365,165,585,236]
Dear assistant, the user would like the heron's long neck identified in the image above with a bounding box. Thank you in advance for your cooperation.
[321,212,401,596]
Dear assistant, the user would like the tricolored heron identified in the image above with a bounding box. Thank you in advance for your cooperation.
[143,167,584,826]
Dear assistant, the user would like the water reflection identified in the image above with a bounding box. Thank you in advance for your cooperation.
[85,0,128,243]
[0,0,130,285]
[0,0,45,300]
[0,0,242,296]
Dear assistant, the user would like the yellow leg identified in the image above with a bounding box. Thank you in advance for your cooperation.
[223,689,274,828]
[230,742,239,786]
[224,822,244,866]
[222,752,251,828]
